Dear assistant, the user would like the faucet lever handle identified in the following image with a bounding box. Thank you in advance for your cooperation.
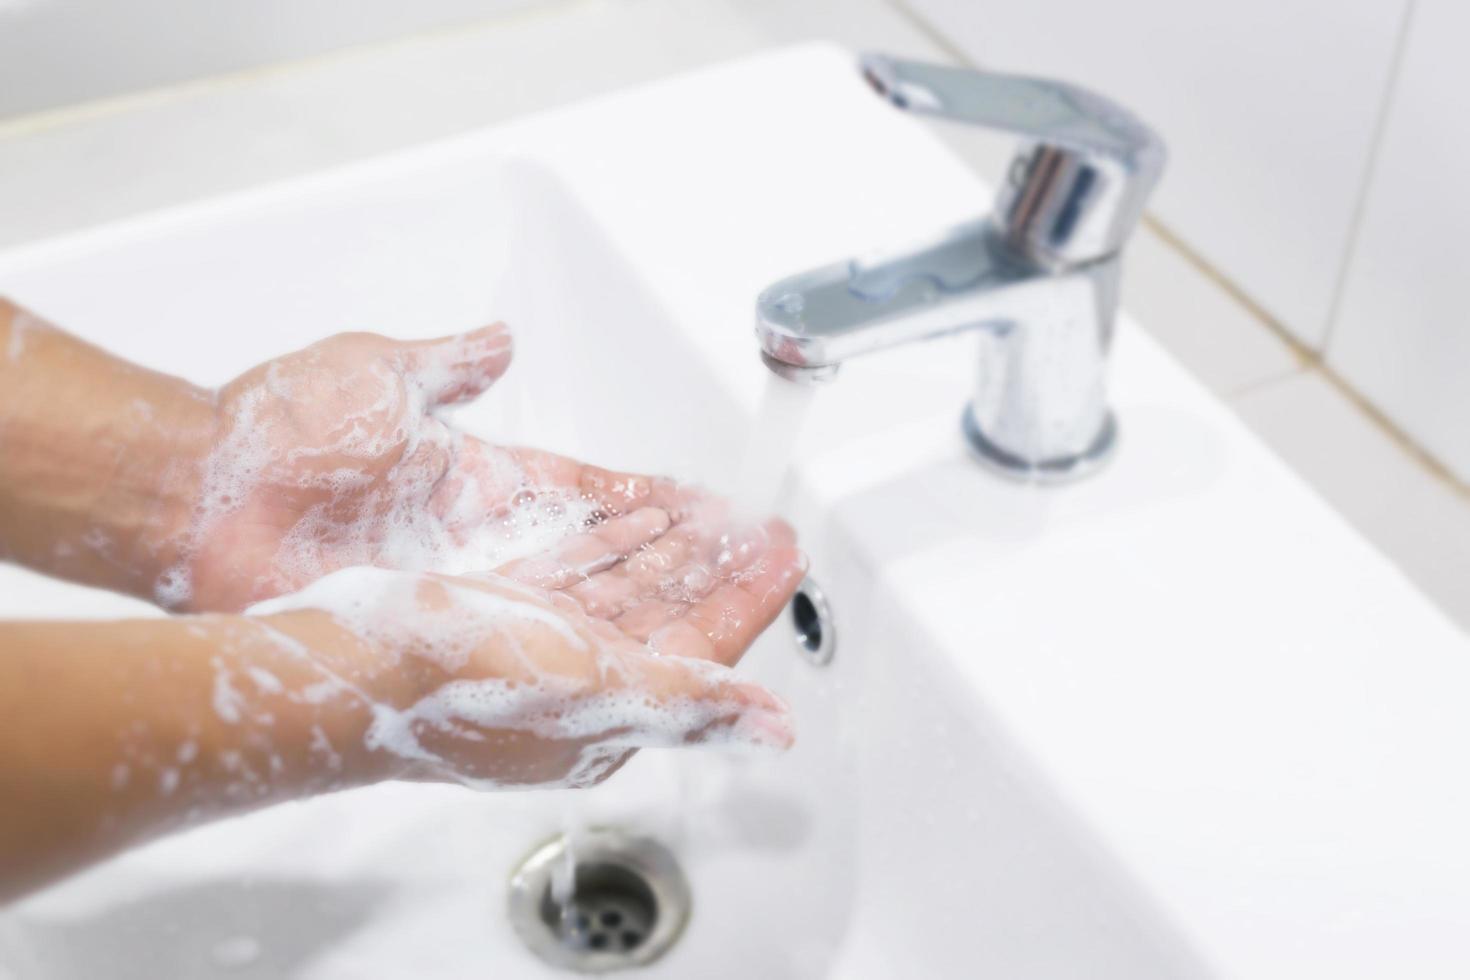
[860,53,1165,268]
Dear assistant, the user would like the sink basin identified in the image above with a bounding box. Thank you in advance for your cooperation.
[2,44,1469,979]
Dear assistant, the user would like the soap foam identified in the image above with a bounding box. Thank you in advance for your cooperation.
[250,565,588,672]
[211,664,245,725]
[246,566,790,790]
[155,333,591,609]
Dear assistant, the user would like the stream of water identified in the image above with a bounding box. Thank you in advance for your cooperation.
[550,792,586,932]
[735,372,819,516]
[550,371,819,921]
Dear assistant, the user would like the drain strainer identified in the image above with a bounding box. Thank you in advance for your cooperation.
[508,829,691,973]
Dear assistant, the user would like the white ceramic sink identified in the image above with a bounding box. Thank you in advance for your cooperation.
[2,45,1469,979]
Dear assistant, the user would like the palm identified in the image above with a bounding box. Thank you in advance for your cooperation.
[494,491,802,662]
[441,498,801,786]
[331,543,802,789]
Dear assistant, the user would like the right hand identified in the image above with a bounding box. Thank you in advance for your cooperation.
[258,504,805,789]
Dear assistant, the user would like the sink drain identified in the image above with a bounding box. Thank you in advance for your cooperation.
[508,829,691,973]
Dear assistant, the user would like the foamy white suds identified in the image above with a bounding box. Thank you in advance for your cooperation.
[153,328,590,608]
[249,566,587,667]
[245,566,790,789]
[211,664,245,725]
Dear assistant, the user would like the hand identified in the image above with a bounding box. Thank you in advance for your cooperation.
[0,512,802,899]
[164,325,688,612]
[1,311,809,899]
[256,533,805,788]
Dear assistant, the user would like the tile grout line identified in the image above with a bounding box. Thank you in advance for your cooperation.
[1138,217,1315,367]
[1146,221,1469,500]
[1317,0,1420,354]
[1220,365,1310,401]
[885,0,985,67]
[1312,359,1470,501]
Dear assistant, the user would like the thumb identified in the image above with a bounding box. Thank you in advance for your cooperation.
[395,323,513,407]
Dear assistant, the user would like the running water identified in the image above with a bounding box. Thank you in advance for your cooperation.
[550,369,819,922]
[735,372,819,515]
[550,793,586,930]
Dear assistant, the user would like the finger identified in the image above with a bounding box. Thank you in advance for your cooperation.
[647,491,793,575]
[567,510,791,626]
[565,524,703,616]
[497,507,671,590]
[613,543,804,660]
[637,619,714,660]
[569,507,790,612]
[609,653,795,750]
[585,469,703,520]
[561,570,642,620]
[668,546,807,665]
[454,643,793,751]
[613,599,687,642]
[396,323,513,407]
[580,748,637,786]
[508,449,689,519]
[709,516,797,578]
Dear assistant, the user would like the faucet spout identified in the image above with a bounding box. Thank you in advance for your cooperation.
[753,54,1162,483]
[758,352,840,385]
[757,218,1051,367]
[758,219,1121,479]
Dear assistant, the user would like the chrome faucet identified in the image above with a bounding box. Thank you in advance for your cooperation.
[756,54,1165,482]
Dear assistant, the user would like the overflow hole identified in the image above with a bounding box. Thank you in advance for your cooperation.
[790,578,835,666]
[793,593,821,652]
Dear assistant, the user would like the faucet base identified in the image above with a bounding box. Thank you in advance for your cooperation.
[961,407,1117,485]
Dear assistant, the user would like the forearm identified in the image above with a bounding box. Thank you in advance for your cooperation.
[0,611,390,903]
[0,298,215,601]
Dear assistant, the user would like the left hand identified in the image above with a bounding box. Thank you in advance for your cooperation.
[164,326,697,612]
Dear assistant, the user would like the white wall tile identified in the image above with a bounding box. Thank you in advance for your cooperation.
[1232,371,1470,631]
[0,0,538,119]
[1327,0,1470,483]
[1120,223,1301,396]
[903,0,1409,349]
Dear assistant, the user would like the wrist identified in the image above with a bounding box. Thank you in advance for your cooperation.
[131,382,219,607]
[254,610,419,785]
[0,299,220,602]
